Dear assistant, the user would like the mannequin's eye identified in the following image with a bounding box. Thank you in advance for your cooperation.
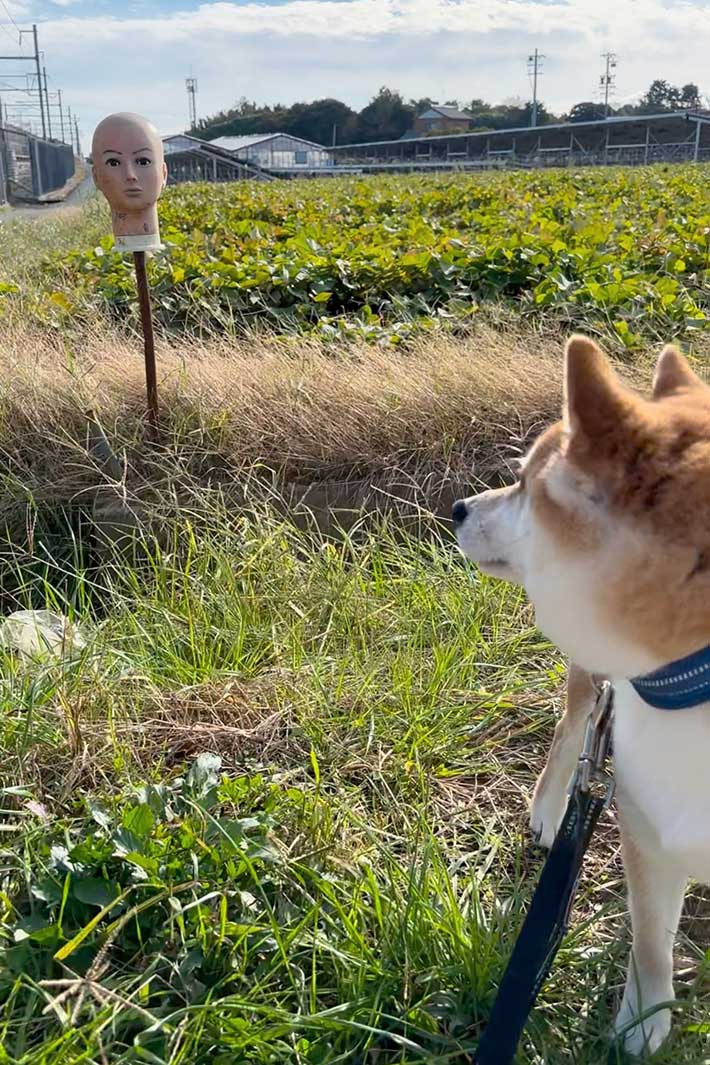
[136,156,152,167]
[105,157,121,168]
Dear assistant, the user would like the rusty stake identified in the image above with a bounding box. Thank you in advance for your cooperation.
[133,250,159,437]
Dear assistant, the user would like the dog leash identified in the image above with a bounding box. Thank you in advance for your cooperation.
[473,681,615,1065]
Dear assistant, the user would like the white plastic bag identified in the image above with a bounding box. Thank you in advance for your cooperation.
[0,610,88,660]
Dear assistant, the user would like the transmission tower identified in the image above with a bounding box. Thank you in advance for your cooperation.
[600,52,617,116]
[186,76,197,131]
[527,49,544,127]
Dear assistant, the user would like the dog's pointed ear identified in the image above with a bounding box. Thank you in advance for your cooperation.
[652,344,703,399]
[564,335,626,445]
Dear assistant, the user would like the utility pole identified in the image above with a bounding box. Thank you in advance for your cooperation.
[43,66,52,138]
[527,48,544,127]
[600,52,617,117]
[57,88,65,142]
[74,115,80,156]
[186,76,197,131]
[32,24,46,139]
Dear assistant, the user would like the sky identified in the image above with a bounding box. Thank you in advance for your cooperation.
[1,0,710,145]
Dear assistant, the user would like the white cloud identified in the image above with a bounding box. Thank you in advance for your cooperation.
[29,0,710,142]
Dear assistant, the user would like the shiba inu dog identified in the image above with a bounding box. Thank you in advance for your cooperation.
[453,336,710,1055]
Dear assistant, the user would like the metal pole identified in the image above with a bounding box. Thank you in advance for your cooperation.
[603,54,610,116]
[694,120,702,162]
[531,49,539,128]
[74,115,80,155]
[0,137,5,206]
[601,52,617,118]
[32,25,46,139]
[58,89,65,142]
[43,67,52,139]
[133,251,159,436]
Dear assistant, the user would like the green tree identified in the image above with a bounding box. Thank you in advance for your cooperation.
[680,83,701,109]
[355,87,415,141]
[409,97,435,115]
[485,99,556,128]
[568,101,608,123]
[640,79,681,112]
[285,98,358,145]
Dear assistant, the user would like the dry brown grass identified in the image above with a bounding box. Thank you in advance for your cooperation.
[0,322,588,525]
[0,318,669,538]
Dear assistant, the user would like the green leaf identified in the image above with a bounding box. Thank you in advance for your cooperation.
[54,886,134,962]
[72,878,122,909]
[122,804,155,839]
[185,753,222,799]
[309,746,321,786]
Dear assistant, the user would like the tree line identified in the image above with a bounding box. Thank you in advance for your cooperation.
[193,80,704,146]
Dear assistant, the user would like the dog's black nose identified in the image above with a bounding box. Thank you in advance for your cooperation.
[451,500,468,525]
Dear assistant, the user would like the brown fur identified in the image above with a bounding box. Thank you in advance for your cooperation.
[492,336,710,1053]
[532,338,710,662]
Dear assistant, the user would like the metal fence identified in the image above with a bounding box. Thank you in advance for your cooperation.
[0,125,75,203]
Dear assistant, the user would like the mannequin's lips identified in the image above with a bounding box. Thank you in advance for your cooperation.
[124,188,143,196]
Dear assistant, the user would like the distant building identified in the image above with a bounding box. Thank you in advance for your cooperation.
[413,105,474,136]
[332,110,710,172]
[162,133,270,184]
[209,133,332,173]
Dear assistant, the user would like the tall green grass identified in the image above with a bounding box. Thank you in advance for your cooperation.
[0,499,705,1063]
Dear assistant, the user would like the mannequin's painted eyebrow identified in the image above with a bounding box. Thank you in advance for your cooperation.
[133,147,151,154]
[103,149,122,155]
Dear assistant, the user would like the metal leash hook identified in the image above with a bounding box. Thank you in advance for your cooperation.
[573,679,615,806]
[473,682,615,1065]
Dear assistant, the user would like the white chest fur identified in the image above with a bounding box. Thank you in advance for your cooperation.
[613,681,710,882]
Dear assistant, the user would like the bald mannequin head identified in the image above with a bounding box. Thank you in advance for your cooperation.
[92,113,167,251]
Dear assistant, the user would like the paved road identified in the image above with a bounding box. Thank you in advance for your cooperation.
[1,172,95,222]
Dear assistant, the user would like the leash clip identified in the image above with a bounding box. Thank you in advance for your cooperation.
[570,680,615,809]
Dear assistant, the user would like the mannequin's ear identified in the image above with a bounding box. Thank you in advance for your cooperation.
[161,162,168,189]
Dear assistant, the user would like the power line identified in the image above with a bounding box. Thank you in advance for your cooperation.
[0,0,22,42]
[0,21,18,48]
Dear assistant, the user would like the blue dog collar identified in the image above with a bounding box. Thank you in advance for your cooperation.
[631,644,710,710]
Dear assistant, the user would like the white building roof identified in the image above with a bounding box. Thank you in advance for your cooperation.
[210,132,327,152]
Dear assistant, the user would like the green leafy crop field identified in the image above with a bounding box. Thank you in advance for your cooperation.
[24,165,710,347]
[0,169,709,1064]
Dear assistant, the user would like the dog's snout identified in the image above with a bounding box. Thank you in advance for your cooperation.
[451,499,468,525]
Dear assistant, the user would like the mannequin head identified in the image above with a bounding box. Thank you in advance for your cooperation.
[92,113,167,250]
